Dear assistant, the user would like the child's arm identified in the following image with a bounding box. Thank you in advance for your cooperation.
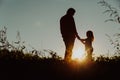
[79,38,86,44]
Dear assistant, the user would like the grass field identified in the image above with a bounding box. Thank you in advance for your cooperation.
[0,49,120,80]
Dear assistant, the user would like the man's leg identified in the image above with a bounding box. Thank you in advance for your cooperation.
[64,37,75,61]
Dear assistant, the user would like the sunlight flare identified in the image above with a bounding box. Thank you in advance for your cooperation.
[72,46,86,62]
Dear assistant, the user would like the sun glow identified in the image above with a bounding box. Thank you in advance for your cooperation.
[72,46,86,62]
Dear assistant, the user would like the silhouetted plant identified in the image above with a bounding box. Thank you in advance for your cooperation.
[0,26,29,52]
[110,55,120,62]
[1,26,120,69]
[106,34,120,56]
[95,55,110,63]
[28,45,44,58]
[0,26,62,62]
[98,0,120,23]
[0,26,10,50]
[12,31,26,52]
[98,0,120,57]
[43,49,62,60]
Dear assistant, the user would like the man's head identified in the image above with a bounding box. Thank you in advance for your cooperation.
[66,8,76,16]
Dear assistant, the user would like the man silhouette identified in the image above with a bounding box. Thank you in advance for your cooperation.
[60,8,80,61]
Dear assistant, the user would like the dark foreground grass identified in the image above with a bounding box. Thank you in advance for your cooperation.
[0,50,120,80]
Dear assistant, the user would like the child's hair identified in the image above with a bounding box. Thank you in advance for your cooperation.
[86,30,94,41]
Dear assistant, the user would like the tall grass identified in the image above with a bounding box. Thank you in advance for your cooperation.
[0,26,120,80]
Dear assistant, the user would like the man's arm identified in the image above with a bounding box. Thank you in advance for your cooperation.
[72,17,80,39]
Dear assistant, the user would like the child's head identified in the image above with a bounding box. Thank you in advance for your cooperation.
[86,30,94,41]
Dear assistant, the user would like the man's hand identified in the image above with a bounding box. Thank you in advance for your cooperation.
[76,35,80,40]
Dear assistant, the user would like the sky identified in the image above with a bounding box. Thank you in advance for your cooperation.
[0,0,120,59]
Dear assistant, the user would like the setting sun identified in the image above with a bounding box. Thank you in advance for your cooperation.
[72,45,86,62]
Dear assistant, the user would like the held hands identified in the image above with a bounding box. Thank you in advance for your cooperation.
[76,34,80,40]
[76,35,85,44]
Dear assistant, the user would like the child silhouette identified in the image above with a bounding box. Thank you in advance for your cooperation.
[79,30,94,61]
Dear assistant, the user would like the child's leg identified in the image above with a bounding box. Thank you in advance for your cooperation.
[87,49,93,61]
